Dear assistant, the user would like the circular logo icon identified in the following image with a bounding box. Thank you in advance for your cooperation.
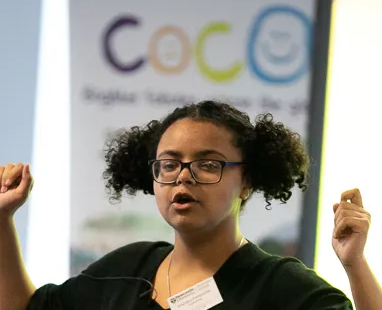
[247,6,312,84]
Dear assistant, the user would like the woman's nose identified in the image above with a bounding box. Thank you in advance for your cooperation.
[176,166,196,185]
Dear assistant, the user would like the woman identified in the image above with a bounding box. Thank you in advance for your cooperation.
[0,101,380,310]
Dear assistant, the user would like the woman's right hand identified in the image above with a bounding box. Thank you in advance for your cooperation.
[0,163,34,217]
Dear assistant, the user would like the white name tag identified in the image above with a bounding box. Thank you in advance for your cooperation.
[167,277,223,310]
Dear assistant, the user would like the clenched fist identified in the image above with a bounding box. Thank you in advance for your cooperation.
[0,163,34,218]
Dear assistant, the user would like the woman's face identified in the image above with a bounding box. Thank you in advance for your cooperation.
[153,118,250,234]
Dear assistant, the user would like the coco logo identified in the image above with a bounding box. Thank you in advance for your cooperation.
[102,5,312,84]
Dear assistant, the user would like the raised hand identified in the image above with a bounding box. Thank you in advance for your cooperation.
[0,163,34,218]
[332,188,371,268]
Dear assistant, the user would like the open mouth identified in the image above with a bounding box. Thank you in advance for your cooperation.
[172,193,197,205]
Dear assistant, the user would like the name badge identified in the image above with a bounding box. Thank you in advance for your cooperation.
[167,277,223,310]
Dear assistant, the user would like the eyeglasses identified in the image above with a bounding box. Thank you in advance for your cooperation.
[148,159,245,184]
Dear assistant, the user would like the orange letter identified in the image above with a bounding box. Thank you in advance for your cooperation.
[149,26,191,74]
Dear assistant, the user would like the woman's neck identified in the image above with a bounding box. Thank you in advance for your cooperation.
[171,221,246,275]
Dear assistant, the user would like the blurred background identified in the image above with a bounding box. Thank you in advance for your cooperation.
[1,0,381,306]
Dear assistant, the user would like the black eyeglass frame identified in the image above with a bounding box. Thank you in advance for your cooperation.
[148,159,246,184]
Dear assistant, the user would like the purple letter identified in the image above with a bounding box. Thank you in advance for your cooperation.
[103,15,146,72]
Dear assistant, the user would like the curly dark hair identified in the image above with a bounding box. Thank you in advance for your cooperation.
[103,100,309,208]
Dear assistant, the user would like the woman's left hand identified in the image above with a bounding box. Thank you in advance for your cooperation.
[332,188,371,269]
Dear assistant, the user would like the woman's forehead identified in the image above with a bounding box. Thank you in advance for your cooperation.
[157,119,237,157]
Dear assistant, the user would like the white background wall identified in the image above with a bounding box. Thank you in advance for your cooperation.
[315,0,382,304]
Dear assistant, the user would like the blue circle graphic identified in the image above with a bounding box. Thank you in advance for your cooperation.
[247,6,312,84]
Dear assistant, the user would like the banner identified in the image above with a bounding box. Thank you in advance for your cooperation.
[69,0,316,275]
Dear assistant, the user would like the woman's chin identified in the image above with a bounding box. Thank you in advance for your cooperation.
[166,215,209,234]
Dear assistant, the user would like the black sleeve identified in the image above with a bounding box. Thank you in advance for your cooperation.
[26,278,77,310]
[25,241,165,310]
[270,258,353,310]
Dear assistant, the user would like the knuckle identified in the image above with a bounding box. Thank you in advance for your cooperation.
[337,205,348,215]
[340,209,350,218]
[338,201,349,213]
[337,213,349,225]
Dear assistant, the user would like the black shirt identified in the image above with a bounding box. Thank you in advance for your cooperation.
[26,241,353,310]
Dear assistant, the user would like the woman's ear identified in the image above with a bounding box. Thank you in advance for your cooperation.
[240,187,253,201]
